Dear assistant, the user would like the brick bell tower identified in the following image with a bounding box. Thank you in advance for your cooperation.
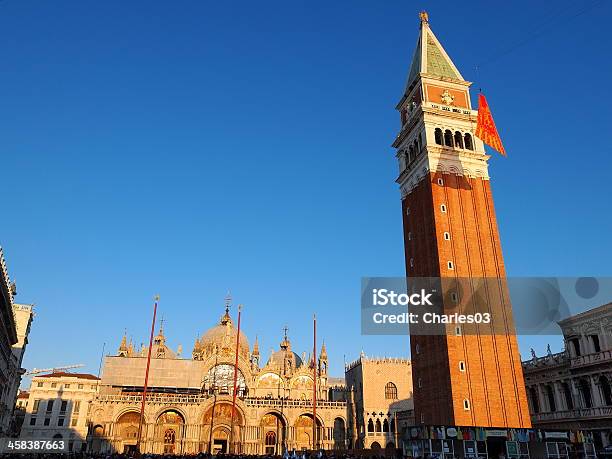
[393,12,531,428]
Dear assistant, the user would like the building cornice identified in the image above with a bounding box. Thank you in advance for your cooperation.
[396,147,490,197]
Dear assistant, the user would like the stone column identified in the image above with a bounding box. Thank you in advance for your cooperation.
[552,382,565,411]
[561,379,575,410]
[600,324,610,350]
[581,333,591,355]
[590,375,603,407]
[537,384,550,412]
[566,339,576,358]
[571,379,584,409]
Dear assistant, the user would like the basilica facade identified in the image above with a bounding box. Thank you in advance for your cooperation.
[87,306,347,455]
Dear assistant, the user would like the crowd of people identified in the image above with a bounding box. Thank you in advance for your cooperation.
[0,453,383,459]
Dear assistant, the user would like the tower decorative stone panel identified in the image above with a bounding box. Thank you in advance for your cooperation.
[393,13,531,428]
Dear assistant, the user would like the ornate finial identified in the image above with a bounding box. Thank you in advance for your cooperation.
[220,293,233,325]
[419,11,429,24]
[118,330,128,355]
[154,294,160,302]
[280,325,290,350]
[224,291,232,314]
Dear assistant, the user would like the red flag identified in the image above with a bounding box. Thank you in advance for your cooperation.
[475,93,506,156]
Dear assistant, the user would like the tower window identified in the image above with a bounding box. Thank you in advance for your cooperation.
[463,399,470,410]
[437,178,444,186]
[455,326,462,336]
[454,131,464,149]
[410,258,414,268]
[434,128,443,145]
[447,261,454,270]
[418,378,422,388]
[440,204,447,213]
[406,207,410,216]
[443,232,451,240]
[385,382,398,400]
[444,130,453,147]
[415,343,420,354]
[459,361,466,372]
[408,232,412,241]
[464,133,474,150]
[451,292,458,302]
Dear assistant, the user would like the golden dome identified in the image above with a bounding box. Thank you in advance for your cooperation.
[196,309,250,360]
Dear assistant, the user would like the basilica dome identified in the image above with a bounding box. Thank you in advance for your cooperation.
[193,308,250,360]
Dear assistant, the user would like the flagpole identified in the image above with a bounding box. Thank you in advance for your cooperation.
[312,313,317,451]
[229,304,242,454]
[136,295,158,454]
[207,353,218,454]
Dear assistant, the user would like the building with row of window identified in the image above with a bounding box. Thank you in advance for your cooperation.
[0,248,34,436]
[522,302,612,451]
[19,372,100,451]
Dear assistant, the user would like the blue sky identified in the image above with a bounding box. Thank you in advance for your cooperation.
[1,0,611,383]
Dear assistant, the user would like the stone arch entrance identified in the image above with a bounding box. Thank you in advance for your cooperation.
[294,413,323,450]
[265,431,277,453]
[91,425,104,453]
[202,402,244,454]
[261,412,286,454]
[156,409,185,454]
[333,417,346,449]
[116,411,141,453]
[211,426,231,454]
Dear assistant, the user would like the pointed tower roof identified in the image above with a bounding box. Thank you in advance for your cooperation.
[320,341,328,360]
[252,335,260,356]
[405,12,464,92]
[118,330,128,356]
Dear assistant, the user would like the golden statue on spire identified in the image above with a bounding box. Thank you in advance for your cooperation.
[420,11,429,24]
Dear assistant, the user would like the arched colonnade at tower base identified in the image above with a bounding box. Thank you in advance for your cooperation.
[87,396,347,455]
